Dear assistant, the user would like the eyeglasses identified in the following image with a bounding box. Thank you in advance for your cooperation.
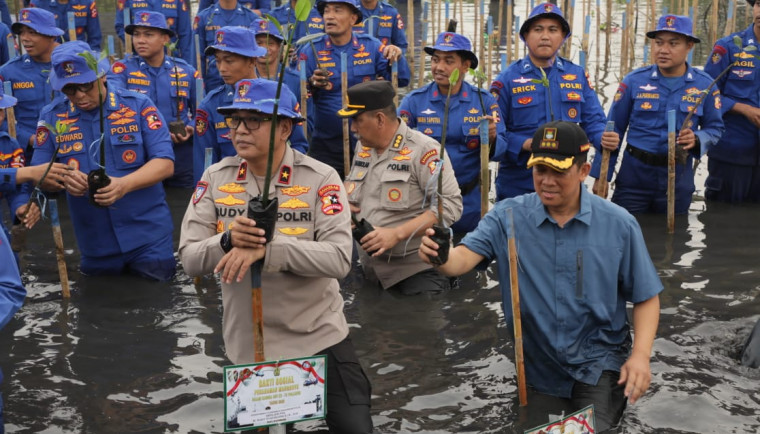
[225,114,272,131]
[61,81,95,96]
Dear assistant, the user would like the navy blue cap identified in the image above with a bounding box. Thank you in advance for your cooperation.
[252,18,284,42]
[205,26,266,58]
[520,2,571,41]
[337,80,395,117]
[316,0,362,25]
[527,121,591,172]
[49,41,110,91]
[126,10,176,37]
[646,15,700,43]
[11,8,64,37]
[423,32,478,69]
[0,80,17,109]
[218,78,305,122]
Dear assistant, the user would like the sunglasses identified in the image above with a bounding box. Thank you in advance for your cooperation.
[61,81,96,96]
[225,114,273,131]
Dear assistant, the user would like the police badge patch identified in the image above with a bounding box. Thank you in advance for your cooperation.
[193,181,208,204]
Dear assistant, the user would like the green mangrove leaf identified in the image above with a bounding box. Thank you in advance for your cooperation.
[294,0,312,22]
[263,13,283,34]
[449,68,460,86]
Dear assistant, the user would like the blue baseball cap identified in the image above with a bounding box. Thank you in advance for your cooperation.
[520,3,571,41]
[0,80,17,109]
[252,18,284,43]
[49,41,110,91]
[11,8,64,37]
[316,0,362,25]
[205,26,266,58]
[646,15,700,43]
[126,10,176,38]
[218,78,305,122]
[424,32,478,69]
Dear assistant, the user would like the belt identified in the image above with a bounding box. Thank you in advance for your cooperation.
[625,144,668,167]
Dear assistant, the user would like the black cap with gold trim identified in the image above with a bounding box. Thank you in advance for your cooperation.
[337,80,395,118]
[527,121,590,172]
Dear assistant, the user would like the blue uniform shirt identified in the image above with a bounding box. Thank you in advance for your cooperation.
[31,88,175,258]
[116,0,193,64]
[29,0,102,50]
[299,32,410,174]
[269,2,322,43]
[601,65,724,180]
[462,186,663,398]
[0,133,30,227]
[354,1,407,51]
[107,55,198,128]
[193,81,308,183]
[198,0,270,14]
[0,22,13,65]
[490,56,607,200]
[703,24,760,166]
[399,81,507,233]
[193,3,259,90]
[0,218,25,425]
[0,55,57,157]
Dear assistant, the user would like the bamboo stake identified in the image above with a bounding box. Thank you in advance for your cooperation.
[124,8,133,55]
[4,81,15,140]
[595,0,601,85]
[341,52,349,178]
[108,35,115,64]
[604,0,612,69]
[514,16,520,60]
[487,17,494,85]
[479,0,486,73]
[506,0,513,63]
[67,12,77,43]
[473,0,479,60]
[711,0,719,49]
[506,208,527,407]
[418,1,430,88]
[407,0,415,90]
[392,61,399,107]
[692,0,698,34]
[49,199,71,298]
[667,110,675,234]
[727,0,736,37]
[619,10,628,76]
[596,121,615,199]
[498,0,505,58]
[299,60,308,137]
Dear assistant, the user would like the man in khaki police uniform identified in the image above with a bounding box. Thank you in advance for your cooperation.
[340,80,462,295]
[179,79,372,433]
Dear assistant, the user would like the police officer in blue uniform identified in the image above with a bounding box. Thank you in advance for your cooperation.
[0,23,14,80]
[251,18,301,97]
[354,0,407,53]
[600,15,724,214]
[108,11,197,188]
[702,0,760,203]
[490,2,617,200]
[198,0,270,16]
[0,226,26,434]
[32,41,176,281]
[301,0,409,177]
[30,0,102,50]
[194,0,258,91]
[399,32,506,233]
[193,26,308,183]
[269,0,323,44]
[116,0,193,65]
[0,8,62,162]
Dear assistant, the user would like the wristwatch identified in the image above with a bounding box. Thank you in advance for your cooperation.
[220,230,233,253]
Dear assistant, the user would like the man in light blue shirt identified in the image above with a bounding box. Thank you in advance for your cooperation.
[420,121,663,432]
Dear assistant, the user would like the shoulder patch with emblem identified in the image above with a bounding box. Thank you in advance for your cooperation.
[192,181,208,204]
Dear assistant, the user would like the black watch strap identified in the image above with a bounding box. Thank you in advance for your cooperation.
[220,230,233,253]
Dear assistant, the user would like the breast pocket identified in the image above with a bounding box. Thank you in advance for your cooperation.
[110,128,145,170]
[460,121,481,151]
[724,67,755,97]
[418,122,442,140]
[510,91,540,127]
[631,97,661,127]
[350,59,376,78]
[679,98,703,119]
[380,169,411,210]
[277,205,316,241]
[560,90,584,122]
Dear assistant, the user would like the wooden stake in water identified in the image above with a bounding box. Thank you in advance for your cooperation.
[506,0,513,63]
[506,208,527,407]
[667,110,676,234]
[49,199,71,299]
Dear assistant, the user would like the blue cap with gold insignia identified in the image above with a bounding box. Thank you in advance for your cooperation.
[424,32,478,69]
[217,78,304,121]
[205,26,266,58]
[520,3,571,42]
[0,80,17,109]
[646,15,700,43]
[49,41,110,91]
[12,8,64,37]
[527,121,590,172]
[252,18,284,43]
[126,10,176,38]
[316,0,362,25]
